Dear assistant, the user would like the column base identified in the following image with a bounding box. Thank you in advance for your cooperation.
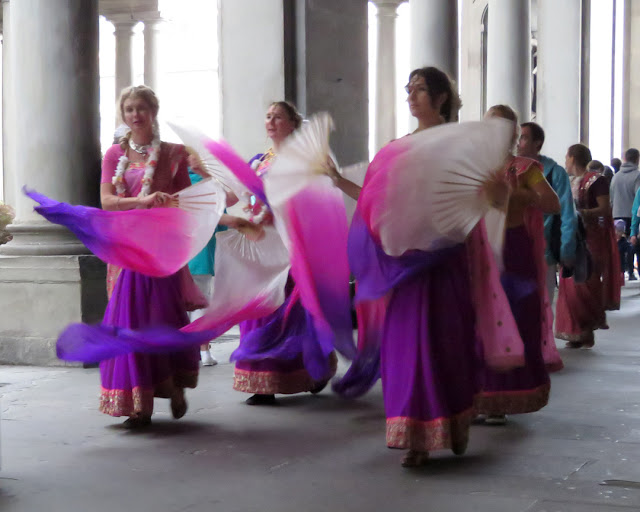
[0,222,88,256]
[0,254,107,366]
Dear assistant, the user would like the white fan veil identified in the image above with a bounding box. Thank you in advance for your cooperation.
[206,226,291,322]
[263,112,335,208]
[376,117,513,257]
[171,177,227,263]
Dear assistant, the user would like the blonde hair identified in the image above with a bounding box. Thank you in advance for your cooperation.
[486,104,518,123]
[117,85,160,149]
[486,104,519,149]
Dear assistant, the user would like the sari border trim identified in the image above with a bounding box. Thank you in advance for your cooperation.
[474,382,550,415]
[386,407,475,452]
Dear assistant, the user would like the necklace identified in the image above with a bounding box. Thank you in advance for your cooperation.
[129,138,151,155]
[113,138,161,197]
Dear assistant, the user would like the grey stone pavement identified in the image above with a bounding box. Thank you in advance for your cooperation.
[2,287,640,512]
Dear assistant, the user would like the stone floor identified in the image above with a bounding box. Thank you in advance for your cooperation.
[2,287,640,512]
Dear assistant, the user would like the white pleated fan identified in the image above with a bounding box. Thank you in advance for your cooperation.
[167,120,249,199]
[264,112,335,208]
[206,226,291,319]
[171,177,226,261]
[377,117,513,256]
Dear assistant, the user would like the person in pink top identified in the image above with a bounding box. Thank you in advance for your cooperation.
[99,85,204,428]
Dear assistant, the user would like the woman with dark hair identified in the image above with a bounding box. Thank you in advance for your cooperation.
[475,105,561,425]
[335,68,520,467]
[230,100,338,406]
[555,144,621,347]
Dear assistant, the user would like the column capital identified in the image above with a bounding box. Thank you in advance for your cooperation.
[138,10,163,24]
[106,14,139,30]
[373,1,406,18]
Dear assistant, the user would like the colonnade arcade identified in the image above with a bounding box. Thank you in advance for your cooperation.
[0,0,635,365]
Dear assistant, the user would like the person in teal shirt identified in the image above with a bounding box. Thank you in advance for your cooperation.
[518,122,578,304]
[188,168,228,366]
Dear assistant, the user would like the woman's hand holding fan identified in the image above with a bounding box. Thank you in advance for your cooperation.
[360,117,514,257]
[482,170,510,210]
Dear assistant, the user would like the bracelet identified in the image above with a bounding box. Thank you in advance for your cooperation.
[116,197,121,210]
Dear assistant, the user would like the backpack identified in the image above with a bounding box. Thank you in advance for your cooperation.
[547,167,592,282]
[546,170,563,263]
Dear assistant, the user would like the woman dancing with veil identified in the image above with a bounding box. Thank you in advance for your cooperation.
[226,101,340,406]
[329,67,526,467]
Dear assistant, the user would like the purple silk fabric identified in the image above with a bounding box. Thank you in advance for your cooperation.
[57,270,211,363]
[25,188,193,277]
[96,269,199,398]
[381,245,478,422]
[333,209,462,398]
[231,283,334,381]
[348,210,459,303]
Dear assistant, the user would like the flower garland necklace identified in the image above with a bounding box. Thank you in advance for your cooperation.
[112,137,161,197]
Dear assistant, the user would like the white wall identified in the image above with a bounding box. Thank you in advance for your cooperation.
[218,0,285,160]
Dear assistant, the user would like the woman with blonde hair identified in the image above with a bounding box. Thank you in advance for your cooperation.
[475,104,561,425]
[98,85,204,428]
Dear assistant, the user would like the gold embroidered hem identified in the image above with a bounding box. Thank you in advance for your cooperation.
[233,354,337,395]
[474,382,550,415]
[100,386,154,417]
[386,408,475,452]
[99,372,199,417]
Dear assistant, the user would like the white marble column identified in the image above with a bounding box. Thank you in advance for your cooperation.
[536,0,582,163]
[486,0,531,120]
[4,0,100,254]
[409,0,458,79]
[111,16,137,100]
[143,16,162,91]
[2,0,12,207]
[373,1,405,152]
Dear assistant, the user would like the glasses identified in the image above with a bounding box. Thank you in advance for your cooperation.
[405,85,428,95]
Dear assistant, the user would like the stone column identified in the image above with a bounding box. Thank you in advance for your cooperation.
[536,0,582,163]
[2,0,12,208]
[291,0,369,164]
[409,0,457,79]
[111,16,137,100]
[373,1,404,152]
[143,15,162,91]
[219,0,285,160]
[0,0,106,365]
[486,0,531,120]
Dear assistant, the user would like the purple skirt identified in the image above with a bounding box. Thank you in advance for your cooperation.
[99,269,199,417]
[381,244,478,452]
[475,225,550,415]
[233,289,337,395]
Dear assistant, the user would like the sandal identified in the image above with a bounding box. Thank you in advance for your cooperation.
[310,380,329,395]
[401,450,429,467]
[123,415,152,429]
[170,390,188,419]
[565,341,583,349]
[245,394,278,406]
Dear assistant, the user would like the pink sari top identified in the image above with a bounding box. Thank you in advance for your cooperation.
[503,155,563,372]
[101,142,206,310]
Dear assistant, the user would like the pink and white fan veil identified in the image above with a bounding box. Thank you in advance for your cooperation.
[367,117,513,259]
[263,112,355,359]
[166,120,250,200]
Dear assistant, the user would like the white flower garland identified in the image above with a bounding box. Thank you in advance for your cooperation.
[112,137,161,197]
